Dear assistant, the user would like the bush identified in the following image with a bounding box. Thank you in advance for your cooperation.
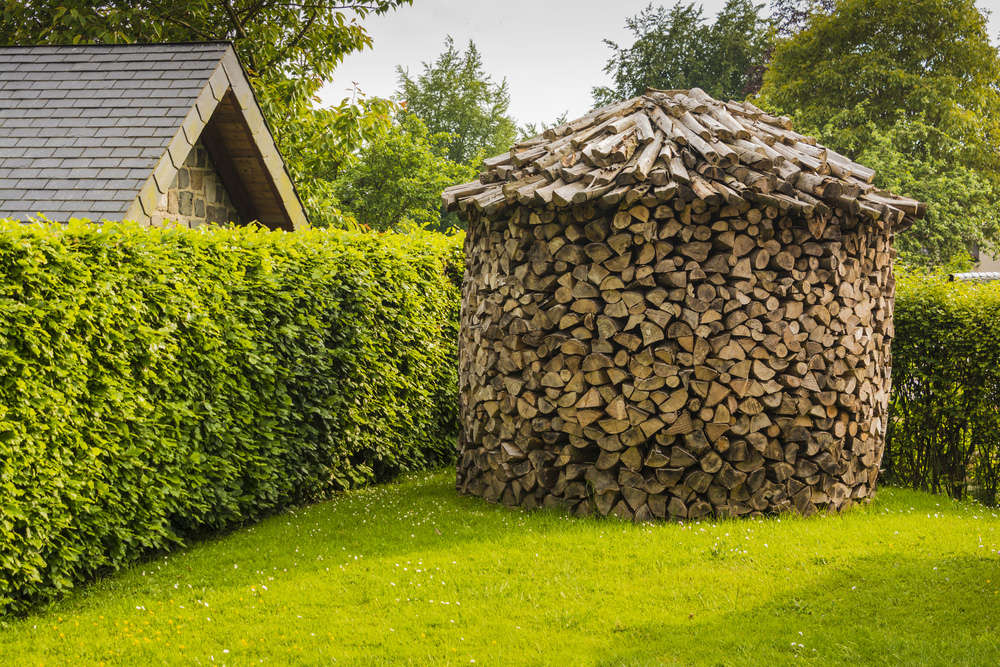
[886,269,1000,505]
[332,114,477,232]
[0,220,462,615]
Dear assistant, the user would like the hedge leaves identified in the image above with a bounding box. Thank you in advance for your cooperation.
[0,220,461,615]
[887,270,1000,506]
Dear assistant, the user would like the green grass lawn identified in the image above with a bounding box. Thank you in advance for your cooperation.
[1,470,998,666]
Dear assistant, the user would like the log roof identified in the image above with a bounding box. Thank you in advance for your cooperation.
[444,88,925,230]
[0,42,307,230]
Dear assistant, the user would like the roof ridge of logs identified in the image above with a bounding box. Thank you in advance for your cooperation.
[443,87,926,228]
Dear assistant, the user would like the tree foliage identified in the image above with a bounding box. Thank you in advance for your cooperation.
[592,0,772,107]
[855,119,1000,265]
[1,0,414,226]
[282,93,399,228]
[332,114,476,231]
[768,0,834,39]
[759,0,1000,265]
[518,112,569,143]
[396,36,518,166]
[760,0,1000,169]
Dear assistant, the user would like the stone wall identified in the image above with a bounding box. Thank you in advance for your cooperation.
[152,138,241,228]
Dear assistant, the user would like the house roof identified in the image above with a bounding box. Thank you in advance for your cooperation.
[443,88,925,231]
[0,42,307,230]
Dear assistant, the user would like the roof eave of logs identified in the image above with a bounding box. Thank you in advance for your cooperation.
[443,88,926,232]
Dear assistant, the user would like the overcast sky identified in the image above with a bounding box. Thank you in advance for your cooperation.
[319,0,1000,129]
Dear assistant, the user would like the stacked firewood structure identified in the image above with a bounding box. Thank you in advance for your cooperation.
[444,88,925,521]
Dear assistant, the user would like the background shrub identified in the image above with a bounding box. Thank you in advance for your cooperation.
[0,220,461,615]
[886,270,1000,505]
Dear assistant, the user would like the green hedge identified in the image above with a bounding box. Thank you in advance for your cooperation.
[0,220,462,615]
[886,270,1000,505]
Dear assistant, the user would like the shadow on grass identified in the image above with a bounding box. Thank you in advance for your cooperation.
[591,549,999,667]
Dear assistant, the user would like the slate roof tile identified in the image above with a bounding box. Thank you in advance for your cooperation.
[16,178,49,189]
[44,179,80,190]
[36,168,70,178]
[59,158,93,171]
[50,189,84,200]
[30,159,63,169]
[85,158,123,168]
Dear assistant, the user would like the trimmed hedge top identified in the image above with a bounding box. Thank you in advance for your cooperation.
[0,220,461,615]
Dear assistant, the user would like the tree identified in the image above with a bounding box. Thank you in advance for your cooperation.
[592,0,772,107]
[518,112,569,142]
[768,0,834,39]
[759,0,1000,169]
[332,114,476,231]
[285,92,400,228]
[1,0,414,226]
[735,0,834,92]
[707,0,774,99]
[856,119,1000,265]
[396,37,518,166]
[1,1,408,107]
